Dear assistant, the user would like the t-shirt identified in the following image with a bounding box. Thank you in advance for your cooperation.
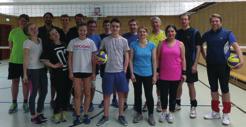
[100,33,110,40]
[8,27,28,64]
[67,26,78,43]
[202,28,236,64]
[67,38,97,73]
[122,32,138,46]
[100,35,130,73]
[130,41,155,76]
[176,27,202,66]
[23,39,44,69]
[148,30,166,46]
[40,42,68,72]
[88,34,101,50]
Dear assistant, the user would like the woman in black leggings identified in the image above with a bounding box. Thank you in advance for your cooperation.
[129,26,157,126]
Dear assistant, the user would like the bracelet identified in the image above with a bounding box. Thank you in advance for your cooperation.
[182,70,186,75]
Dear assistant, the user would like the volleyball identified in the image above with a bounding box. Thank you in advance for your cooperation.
[97,50,108,64]
[227,53,240,68]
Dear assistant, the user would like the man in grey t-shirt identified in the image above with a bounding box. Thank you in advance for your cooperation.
[97,18,130,126]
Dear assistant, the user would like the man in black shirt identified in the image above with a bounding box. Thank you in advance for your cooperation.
[175,13,203,118]
[38,12,65,108]
[66,13,86,43]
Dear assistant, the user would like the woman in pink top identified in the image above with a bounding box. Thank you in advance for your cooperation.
[157,25,186,123]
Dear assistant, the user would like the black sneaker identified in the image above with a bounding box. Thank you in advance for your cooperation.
[118,115,128,126]
[96,116,109,126]
[38,114,47,122]
[98,100,104,108]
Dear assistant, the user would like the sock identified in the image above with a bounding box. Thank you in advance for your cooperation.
[211,100,220,112]
[13,100,17,104]
[176,99,181,106]
[190,99,197,107]
[222,102,231,113]
[24,99,28,103]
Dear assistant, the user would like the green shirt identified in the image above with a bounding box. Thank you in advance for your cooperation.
[8,27,28,64]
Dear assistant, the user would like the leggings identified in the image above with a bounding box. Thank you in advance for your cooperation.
[28,68,48,115]
[53,71,72,114]
[133,74,154,115]
[159,80,179,112]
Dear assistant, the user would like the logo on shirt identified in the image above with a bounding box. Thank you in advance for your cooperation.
[74,44,91,49]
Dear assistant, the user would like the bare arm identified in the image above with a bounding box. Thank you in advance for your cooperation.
[152,47,157,84]
[91,52,97,80]
[41,59,62,69]
[129,48,136,82]
[231,42,244,69]
[180,41,187,81]
[124,51,129,73]
[8,41,13,52]
[23,48,30,83]
[201,43,206,60]
[68,51,74,80]
[192,45,201,73]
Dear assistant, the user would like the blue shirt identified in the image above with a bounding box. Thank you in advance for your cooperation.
[202,28,236,64]
[88,34,101,50]
[130,41,155,76]
[122,32,138,46]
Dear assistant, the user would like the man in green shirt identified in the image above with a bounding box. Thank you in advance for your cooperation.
[8,14,29,114]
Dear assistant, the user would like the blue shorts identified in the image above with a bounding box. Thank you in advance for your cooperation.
[102,71,129,95]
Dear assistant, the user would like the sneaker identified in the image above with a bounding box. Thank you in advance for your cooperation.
[190,107,197,118]
[222,113,230,125]
[133,113,143,123]
[83,114,91,124]
[31,116,45,124]
[23,103,29,113]
[73,116,82,126]
[8,103,18,114]
[118,115,128,126]
[142,103,147,112]
[124,103,128,111]
[51,113,61,124]
[60,111,67,122]
[111,98,119,108]
[38,114,48,122]
[204,111,221,119]
[156,101,162,112]
[98,100,104,108]
[175,104,181,111]
[159,112,167,123]
[88,103,94,112]
[96,116,109,126]
[148,114,156,126]
[166,113,174,123]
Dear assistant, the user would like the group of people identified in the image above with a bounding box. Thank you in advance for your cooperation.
[7,12,244,126]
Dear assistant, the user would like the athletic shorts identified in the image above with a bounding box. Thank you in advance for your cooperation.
[8,63,23,79]
[73,73,92,79]
[102,71,129,95]
[186,66,198,83]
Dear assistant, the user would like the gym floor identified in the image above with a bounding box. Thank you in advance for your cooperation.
[0,60,245,127]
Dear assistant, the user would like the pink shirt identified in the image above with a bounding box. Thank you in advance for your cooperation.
[159,39,182,81]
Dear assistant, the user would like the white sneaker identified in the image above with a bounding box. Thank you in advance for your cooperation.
[159,112,167,123]
[166,113,174,123]
[204,111,221,119]
[222,113,230,125]
[190,107,197,118]
[175,104,181,111]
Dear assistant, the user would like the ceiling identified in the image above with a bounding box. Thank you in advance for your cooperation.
[0,0,244,17]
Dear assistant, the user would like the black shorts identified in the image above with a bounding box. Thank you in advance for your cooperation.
[186,66,198,83]
[74,73,92,79]
[8,63,23,79]
[207,64,230,93]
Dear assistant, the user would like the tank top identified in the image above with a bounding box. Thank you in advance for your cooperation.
[159,39,182,81]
